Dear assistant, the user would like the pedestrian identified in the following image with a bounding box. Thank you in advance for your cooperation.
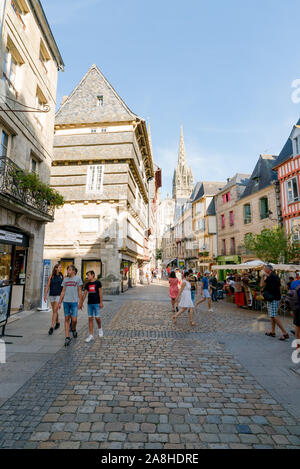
[234,275,246,308]
[288,277,300,349]
[195,270,213,312]
[80,270,104,343]
[188,269,198,305]
[209,272,218,302]
[44,263,63,335]
[287,276,295,291]
[169,271,179,313]
[58,265,83,347]
[173,271,195,326]
[175,269,182,286]
[157,268,162,283]
[261,264,289,341]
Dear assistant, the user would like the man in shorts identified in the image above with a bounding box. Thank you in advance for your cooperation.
[80,271,104,342]
[195,270,213,312]
[261,264,289,341]
[58,265,83,347]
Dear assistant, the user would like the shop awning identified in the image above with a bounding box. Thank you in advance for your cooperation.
[162,258,177,266]
[212,260,299,272]
[212,260,266,271]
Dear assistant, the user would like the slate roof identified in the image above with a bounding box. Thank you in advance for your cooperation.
[206,198,216,216]
[55,65,140,125]
[240,155,277,200]
[191,181,226,203]
[218,173,250,194]
[272,117,300,168]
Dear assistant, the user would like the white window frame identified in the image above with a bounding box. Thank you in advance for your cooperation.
[3,47,18,91]
[0,129,10,157]
[290,218,300,242]
[286,177,299,204]
[86,165,104,193]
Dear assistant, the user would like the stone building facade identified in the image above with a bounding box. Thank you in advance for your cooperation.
[191,182,226,273]
[44,65,154,294]
[235,155,280,262]
[0,0,63,314]
[215,174,250,269]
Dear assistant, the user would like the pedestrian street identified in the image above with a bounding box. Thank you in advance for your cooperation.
[0,282,300,450]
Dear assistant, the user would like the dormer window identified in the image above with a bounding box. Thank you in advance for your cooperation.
[293,136,300,156]
[97,95,103,107]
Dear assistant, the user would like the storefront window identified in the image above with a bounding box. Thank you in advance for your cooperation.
[82,260,102,282]
[60,259,74,277]
[0,244,12,286]
[13,247,27,285]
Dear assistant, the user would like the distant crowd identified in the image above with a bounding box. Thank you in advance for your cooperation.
[166,265,300,348]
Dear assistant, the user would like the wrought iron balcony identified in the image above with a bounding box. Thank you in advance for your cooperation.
[0,156,54,221]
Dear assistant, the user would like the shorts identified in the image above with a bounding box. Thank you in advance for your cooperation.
[191,290,196,304]
[293,310,300,327]
[88,304,101,318]
[267,300,280,318]
[63,302,78,318]
[202,289,210,299]
[49,296,60,303]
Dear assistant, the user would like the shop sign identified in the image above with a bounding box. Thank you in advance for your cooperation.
[0,230,28,247]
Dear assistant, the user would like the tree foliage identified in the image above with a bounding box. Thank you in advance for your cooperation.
[156,249,162,261]
[244,227,299,264]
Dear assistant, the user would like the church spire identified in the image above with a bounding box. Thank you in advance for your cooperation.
[178,125,187,166]
[172,126,194,201]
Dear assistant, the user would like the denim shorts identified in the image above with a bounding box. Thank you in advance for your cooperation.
[202,289,210,299]
[88,304,101,318]
[191,290,196,304]
[63,302,78,318]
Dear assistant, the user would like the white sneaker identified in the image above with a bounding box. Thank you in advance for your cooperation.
[85,335,94,343]
[208,308,214,312]
[99,328,104,338]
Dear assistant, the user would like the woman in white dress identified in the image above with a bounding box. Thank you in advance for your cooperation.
[173,272,195,326]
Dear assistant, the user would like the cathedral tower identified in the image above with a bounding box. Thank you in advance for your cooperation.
[172,126,194,201]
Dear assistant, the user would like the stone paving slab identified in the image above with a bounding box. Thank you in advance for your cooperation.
[0,284,299,449]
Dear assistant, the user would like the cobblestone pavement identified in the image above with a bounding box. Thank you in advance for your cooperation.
[0,283,300,449]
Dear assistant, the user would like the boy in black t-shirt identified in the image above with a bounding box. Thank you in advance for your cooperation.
[80,271,104,343]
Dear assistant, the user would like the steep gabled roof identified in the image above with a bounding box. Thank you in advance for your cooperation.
[240,155,277,199]
[273,117,300,168]
[191,181,226,203]
[218,173,250,194]
[55,65,139,125]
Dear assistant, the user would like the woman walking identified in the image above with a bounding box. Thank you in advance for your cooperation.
[44,264,64,335]
[234,275,246,308]
[173,272,195,326]
[169,271,179,313]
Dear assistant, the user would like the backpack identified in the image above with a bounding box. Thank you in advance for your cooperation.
[285,286,300,312]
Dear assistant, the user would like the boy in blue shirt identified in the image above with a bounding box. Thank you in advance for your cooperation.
[195,271,213,312]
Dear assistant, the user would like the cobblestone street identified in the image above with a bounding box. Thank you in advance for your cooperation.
[1,282,300,450]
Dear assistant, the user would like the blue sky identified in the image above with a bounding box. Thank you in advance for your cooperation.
[43,0,300,197]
